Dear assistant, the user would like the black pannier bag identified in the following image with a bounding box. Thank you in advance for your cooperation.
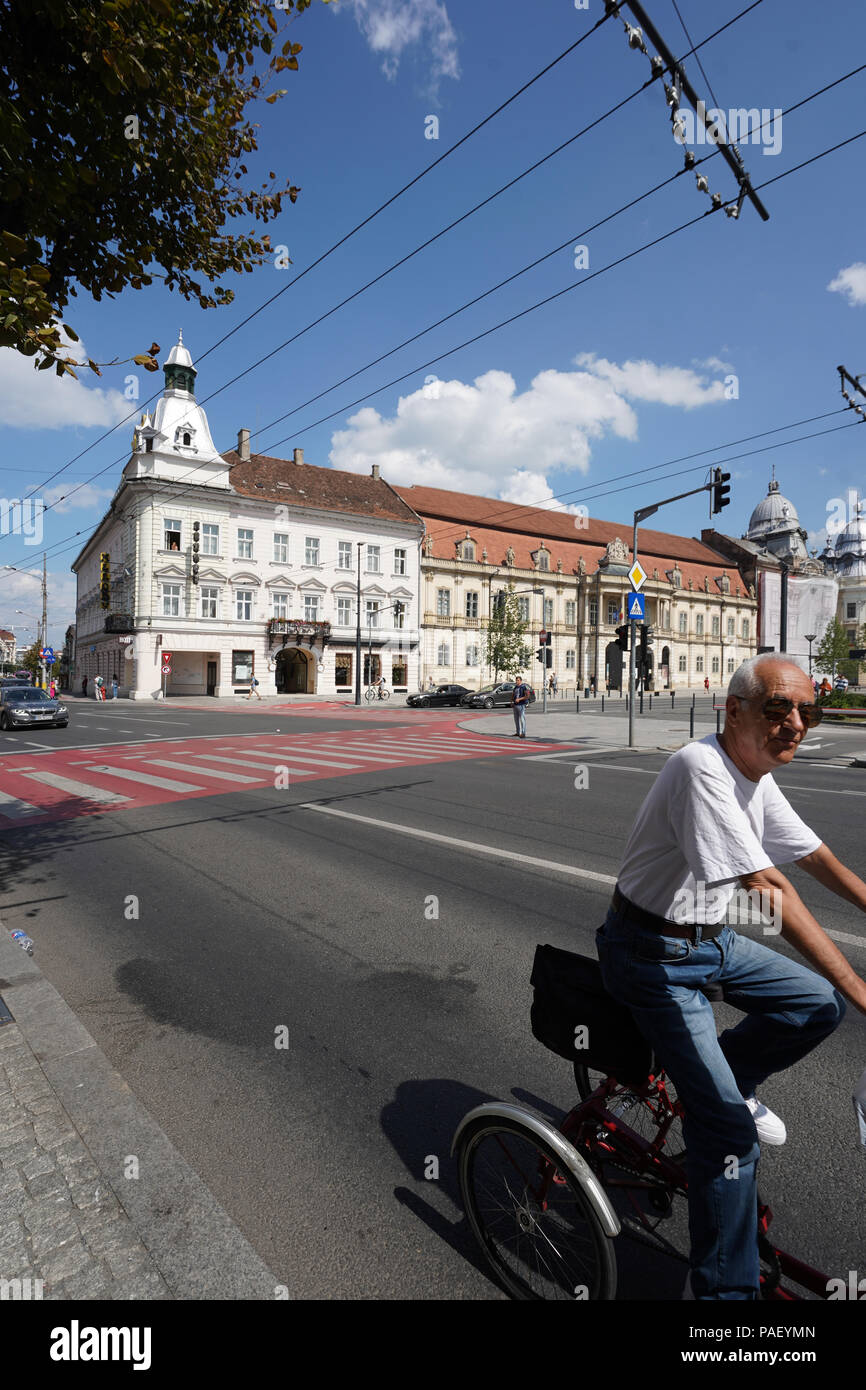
[530,943,654,1088]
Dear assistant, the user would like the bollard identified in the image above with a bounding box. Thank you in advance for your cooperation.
[639,691,643,715]
[671,691,675,708]
[692,692,696,710]
[601,695,605,712]
[576,695,580,714]
[690,706,695,739]
[649,694,653,711]
[716,708,721,735]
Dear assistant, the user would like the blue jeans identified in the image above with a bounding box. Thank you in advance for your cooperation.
[512,702,526,735]
[596,902,845,1299]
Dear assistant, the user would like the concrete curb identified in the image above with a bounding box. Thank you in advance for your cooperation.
[0,929,280,1300]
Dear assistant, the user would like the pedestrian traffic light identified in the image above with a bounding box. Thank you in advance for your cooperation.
[711,468,731,515]
[191,521,200,585]
[99,552,111,609]
[638,623,648,664]
[615,624,629,652]
[536,646,545,664]
[545,648,553,669]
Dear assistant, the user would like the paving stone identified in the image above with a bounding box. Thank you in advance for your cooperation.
[49,1265,112,1301]
[33,1118,77,1151]
[0,1248,33,1281]
[24,1207,79,1258]
[68,1178,105,1211]
[0,1217,24,1249]
[81,1217,140,1260]
[22,1151,56,1182]
[0,1123,32,1152]
[105,1245,154,1281]
[119,1269,173,1300]
[23,1095,62,1116]
[0,1189,33,1224]
[38,1238,92,1285]
[53,1140,94,1172]
[0,1169,23,1198]
[0,1140,40,1170]
[26,1171,68,1203]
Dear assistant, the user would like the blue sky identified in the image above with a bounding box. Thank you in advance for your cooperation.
[2,0,865,646]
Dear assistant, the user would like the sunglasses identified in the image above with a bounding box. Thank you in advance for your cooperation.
[741,695,823,728]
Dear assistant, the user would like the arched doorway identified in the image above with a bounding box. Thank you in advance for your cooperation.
[661,645,671,688]
[275,647,315,694]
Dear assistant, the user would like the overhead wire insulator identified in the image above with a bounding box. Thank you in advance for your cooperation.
[650,55,665,78]
[711,192,723,209]
[625,24,648,53]
[683,149,696,170]
[696,173,709,194]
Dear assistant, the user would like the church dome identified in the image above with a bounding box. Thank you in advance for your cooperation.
[165,330,194,370]
[746,478,802,540]
[832,498,866,577]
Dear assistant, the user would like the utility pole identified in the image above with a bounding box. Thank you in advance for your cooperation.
[354,541,362,706]
[41,552,47,690]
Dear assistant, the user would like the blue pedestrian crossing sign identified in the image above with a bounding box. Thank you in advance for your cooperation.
[627,592,645,621]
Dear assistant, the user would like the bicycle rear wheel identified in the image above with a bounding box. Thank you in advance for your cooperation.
[457,1113,617,1300]
[573,1063,686,1162]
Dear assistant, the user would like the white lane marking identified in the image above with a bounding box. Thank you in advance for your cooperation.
[781,783,866,797]
[21,771,131,804]
[148,758,263,784]
[0,790,46,818]
[284,746,407,763]
[189,754,316,776]
[88,716,193,725]
[86,765,203,792]
[298,803,617,885]
[247,748,361,769]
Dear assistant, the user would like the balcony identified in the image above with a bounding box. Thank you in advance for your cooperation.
[104,613,135,634]
[268,617,332,644]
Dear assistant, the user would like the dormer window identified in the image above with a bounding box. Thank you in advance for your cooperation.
[174,424,196,450]
[460,539,475,561]
[533,545,550,572]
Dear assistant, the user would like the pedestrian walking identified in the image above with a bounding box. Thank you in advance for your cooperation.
[49,679,56,699]
[511,673,529,738]
[589,674,596,696]
[247,673,261,700]
[94,674,105,701]
[111,674,118,699]
[81,675,88,699]
[551,672,558,696]
[704,675,710,694]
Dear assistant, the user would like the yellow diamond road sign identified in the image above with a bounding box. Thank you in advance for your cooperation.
[628,561,647,591]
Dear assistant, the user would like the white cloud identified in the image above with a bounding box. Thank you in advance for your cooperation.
[41,482,115,513]
[692,353,735,374]
[827,263,866,307]
[0,329,133,430]
[0,567,77,644]
[574,353,727,408]
[329,354,724,503]
[332,0,459,93]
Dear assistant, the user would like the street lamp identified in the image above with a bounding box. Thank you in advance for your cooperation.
[804,633,817,676]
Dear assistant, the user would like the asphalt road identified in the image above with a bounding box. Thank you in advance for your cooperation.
[0,702,864,1299]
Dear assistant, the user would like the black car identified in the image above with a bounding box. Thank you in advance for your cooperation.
[0,686,69,729]
[407,684,471,708]
[0,675,31,688]
[460,682,537,709]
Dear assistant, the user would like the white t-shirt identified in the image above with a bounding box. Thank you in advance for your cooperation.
[617,734,821,924]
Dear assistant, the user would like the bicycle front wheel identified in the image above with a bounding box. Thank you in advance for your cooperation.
[365,688,375,703]
[457,1114,616,1301]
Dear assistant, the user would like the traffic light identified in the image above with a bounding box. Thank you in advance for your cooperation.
[615,624,629,652]
[191,521,200,585]
[536,646,545,665]
[545,648,553,669]
[711,468,731,515]
[99,552,111,609]
[638,623,648,666]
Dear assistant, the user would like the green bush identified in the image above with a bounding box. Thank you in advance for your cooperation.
[820,691,866,709]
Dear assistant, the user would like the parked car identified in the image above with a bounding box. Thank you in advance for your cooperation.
[0,686,68,730]
[406,684,471,708]
[459,682,537,709]
[13,670,32,682]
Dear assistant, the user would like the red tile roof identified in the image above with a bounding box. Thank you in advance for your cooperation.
[226,450,423,527]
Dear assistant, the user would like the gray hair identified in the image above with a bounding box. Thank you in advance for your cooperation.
[727,654,807,701]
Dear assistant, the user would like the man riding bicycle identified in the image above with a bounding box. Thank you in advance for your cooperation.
[597,655,866,1300]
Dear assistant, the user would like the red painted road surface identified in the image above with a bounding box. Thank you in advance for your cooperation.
[0,720,573,827]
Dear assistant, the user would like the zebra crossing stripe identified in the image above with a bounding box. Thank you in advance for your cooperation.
[21,771,131,804]
[189,754,316,776]
[0,788,50,818]
[247,748,362,769]
[148,758,263,784]
[86,765,204,793]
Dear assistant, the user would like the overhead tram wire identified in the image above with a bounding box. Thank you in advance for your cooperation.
[25,10,617,492]
[15,408,861,582]
[16,1,767,508]
[12,118,865,568]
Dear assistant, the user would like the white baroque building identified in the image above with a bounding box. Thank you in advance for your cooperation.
[72,336,424,699]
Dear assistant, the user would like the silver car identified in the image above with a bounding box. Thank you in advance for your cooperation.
[0,686,69,730]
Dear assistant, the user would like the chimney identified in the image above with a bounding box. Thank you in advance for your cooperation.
[293,447,304,466]
[238,428,250,461]
[371,463,380,479]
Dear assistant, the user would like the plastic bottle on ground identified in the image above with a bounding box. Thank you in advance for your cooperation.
[9,929,34,956]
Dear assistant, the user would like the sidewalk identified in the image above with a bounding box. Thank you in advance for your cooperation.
[0,930,280,1300]
[458,708,695,751]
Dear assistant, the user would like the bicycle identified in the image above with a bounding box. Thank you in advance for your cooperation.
[453,945,840,1301]
[365,685,391,702]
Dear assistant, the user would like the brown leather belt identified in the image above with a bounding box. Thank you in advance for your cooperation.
[611,886,724,942]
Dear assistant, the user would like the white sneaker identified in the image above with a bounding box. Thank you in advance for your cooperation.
[745,1096,787,1145]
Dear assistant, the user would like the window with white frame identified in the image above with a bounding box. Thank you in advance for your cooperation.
[273,533,288,564]
[366,544,380,573]
[393,601,405,629]
[365,600,380,628]
[607,599,619,625]
[338,541,352,570]
[202,523,219,556]
[164,519,181,551]
[200,586,219,619]
[544,598,554,626]
[337,597,352,626]
[679,654,687,672]
[272,592,290,619]
[465,591,479,619]
[461,539,475,561]
[517,596,530,621]
[465,644,479,666]
[305,537,319,566]
[679,612,687,634]
[162,582,182,616]
[303,593,320,622]
[712,656,720,673]
[727,616,735,637]
[565,600,576,625]
[393,548,406,575]
[696,614,704,637]
[437,642,450,665]
[711,615,720,636]
[742,619,750,641]
[565,649,575,670]
[696,655,704,673]
[588,598,598,626]
[237,528,253,559]
[727,658,735,673]
[235,589,253,621]
[436,588,450,617]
